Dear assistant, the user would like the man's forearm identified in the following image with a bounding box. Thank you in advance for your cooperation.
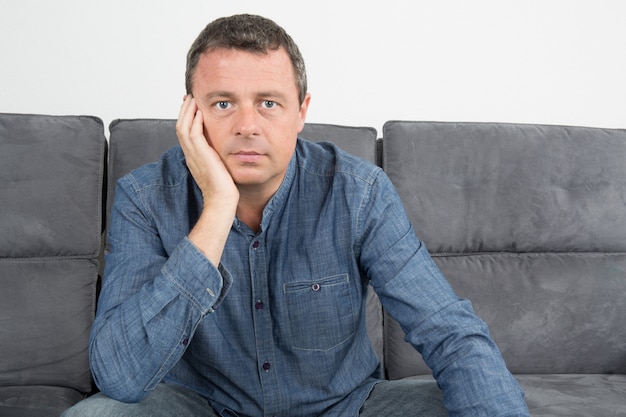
[89,237,229,403]
[188,197,237,268]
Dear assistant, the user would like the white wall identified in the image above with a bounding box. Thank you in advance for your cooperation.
[1,0,625,136]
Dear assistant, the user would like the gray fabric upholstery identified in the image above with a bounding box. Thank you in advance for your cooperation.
[0,113,106,415]
[382,121,626,414]
[106,119,384,367]
[0,386,85,417]
[517,374,626,417]
[300,122,378,165]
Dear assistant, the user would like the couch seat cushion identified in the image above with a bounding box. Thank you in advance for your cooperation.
[517,374,626,416]
[0,385,84,417]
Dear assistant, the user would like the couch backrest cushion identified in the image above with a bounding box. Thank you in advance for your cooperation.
[382,121,626,377]
[0,113,106,392]
[300,122,379,165]
[106,119,385,366]
[106,119,179,231]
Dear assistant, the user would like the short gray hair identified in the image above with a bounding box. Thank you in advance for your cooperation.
[185,14,308,104]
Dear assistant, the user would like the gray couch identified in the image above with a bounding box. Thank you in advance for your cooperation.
[0,114,106,417]
[1,113,625,416]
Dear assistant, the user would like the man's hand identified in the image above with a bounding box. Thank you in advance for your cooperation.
[176,95,238,266]
[176,95,239,204]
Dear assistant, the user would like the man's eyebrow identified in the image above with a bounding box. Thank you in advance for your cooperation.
[256,91,288,100]
[204,91,235,100]
[202,91,288,101]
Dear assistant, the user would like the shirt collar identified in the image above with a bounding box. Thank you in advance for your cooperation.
[260,145,297,231]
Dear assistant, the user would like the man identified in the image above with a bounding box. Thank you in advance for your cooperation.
[63,14,529,416]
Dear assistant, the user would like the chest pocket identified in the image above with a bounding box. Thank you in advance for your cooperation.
[283,274,357,351]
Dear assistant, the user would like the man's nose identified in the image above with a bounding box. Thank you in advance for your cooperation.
[234,105,260,137]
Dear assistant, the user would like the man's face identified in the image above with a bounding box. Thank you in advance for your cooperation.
[191,47,310,194]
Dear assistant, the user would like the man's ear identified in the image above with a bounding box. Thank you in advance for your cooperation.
[297,93,312,132]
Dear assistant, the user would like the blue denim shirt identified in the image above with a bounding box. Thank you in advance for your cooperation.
[92,139,528,416]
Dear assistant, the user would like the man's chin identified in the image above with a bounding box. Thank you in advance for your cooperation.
[233,172,285,194]
[232,174,267,188]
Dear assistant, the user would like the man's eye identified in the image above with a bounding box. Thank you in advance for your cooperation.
[262,100,276,109]
[215,101,230,110]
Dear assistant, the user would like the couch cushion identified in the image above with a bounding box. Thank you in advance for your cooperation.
[381,121,626,377]
[0,114,105,258]
[383,252,626,378]
[300,122,378,165]
[383,121,626,254]
[517,374,626,417]
[0,113,106,408]
[0,386,85,417]
[397,374,626,417]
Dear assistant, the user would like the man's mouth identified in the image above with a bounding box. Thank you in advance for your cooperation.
[233,151,263,163]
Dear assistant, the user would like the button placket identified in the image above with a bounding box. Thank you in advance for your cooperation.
[249,236,275,375]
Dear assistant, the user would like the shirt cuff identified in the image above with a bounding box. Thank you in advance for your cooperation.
[161,236,233,315]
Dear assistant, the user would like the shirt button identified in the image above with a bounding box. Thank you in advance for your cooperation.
[311,283,321,291]
[262,362,271,371]
[255,300,264,310]
[252,240,260,249]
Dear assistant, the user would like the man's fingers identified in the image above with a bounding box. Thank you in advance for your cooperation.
[190,107,205,144]
[176,95,197,147]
